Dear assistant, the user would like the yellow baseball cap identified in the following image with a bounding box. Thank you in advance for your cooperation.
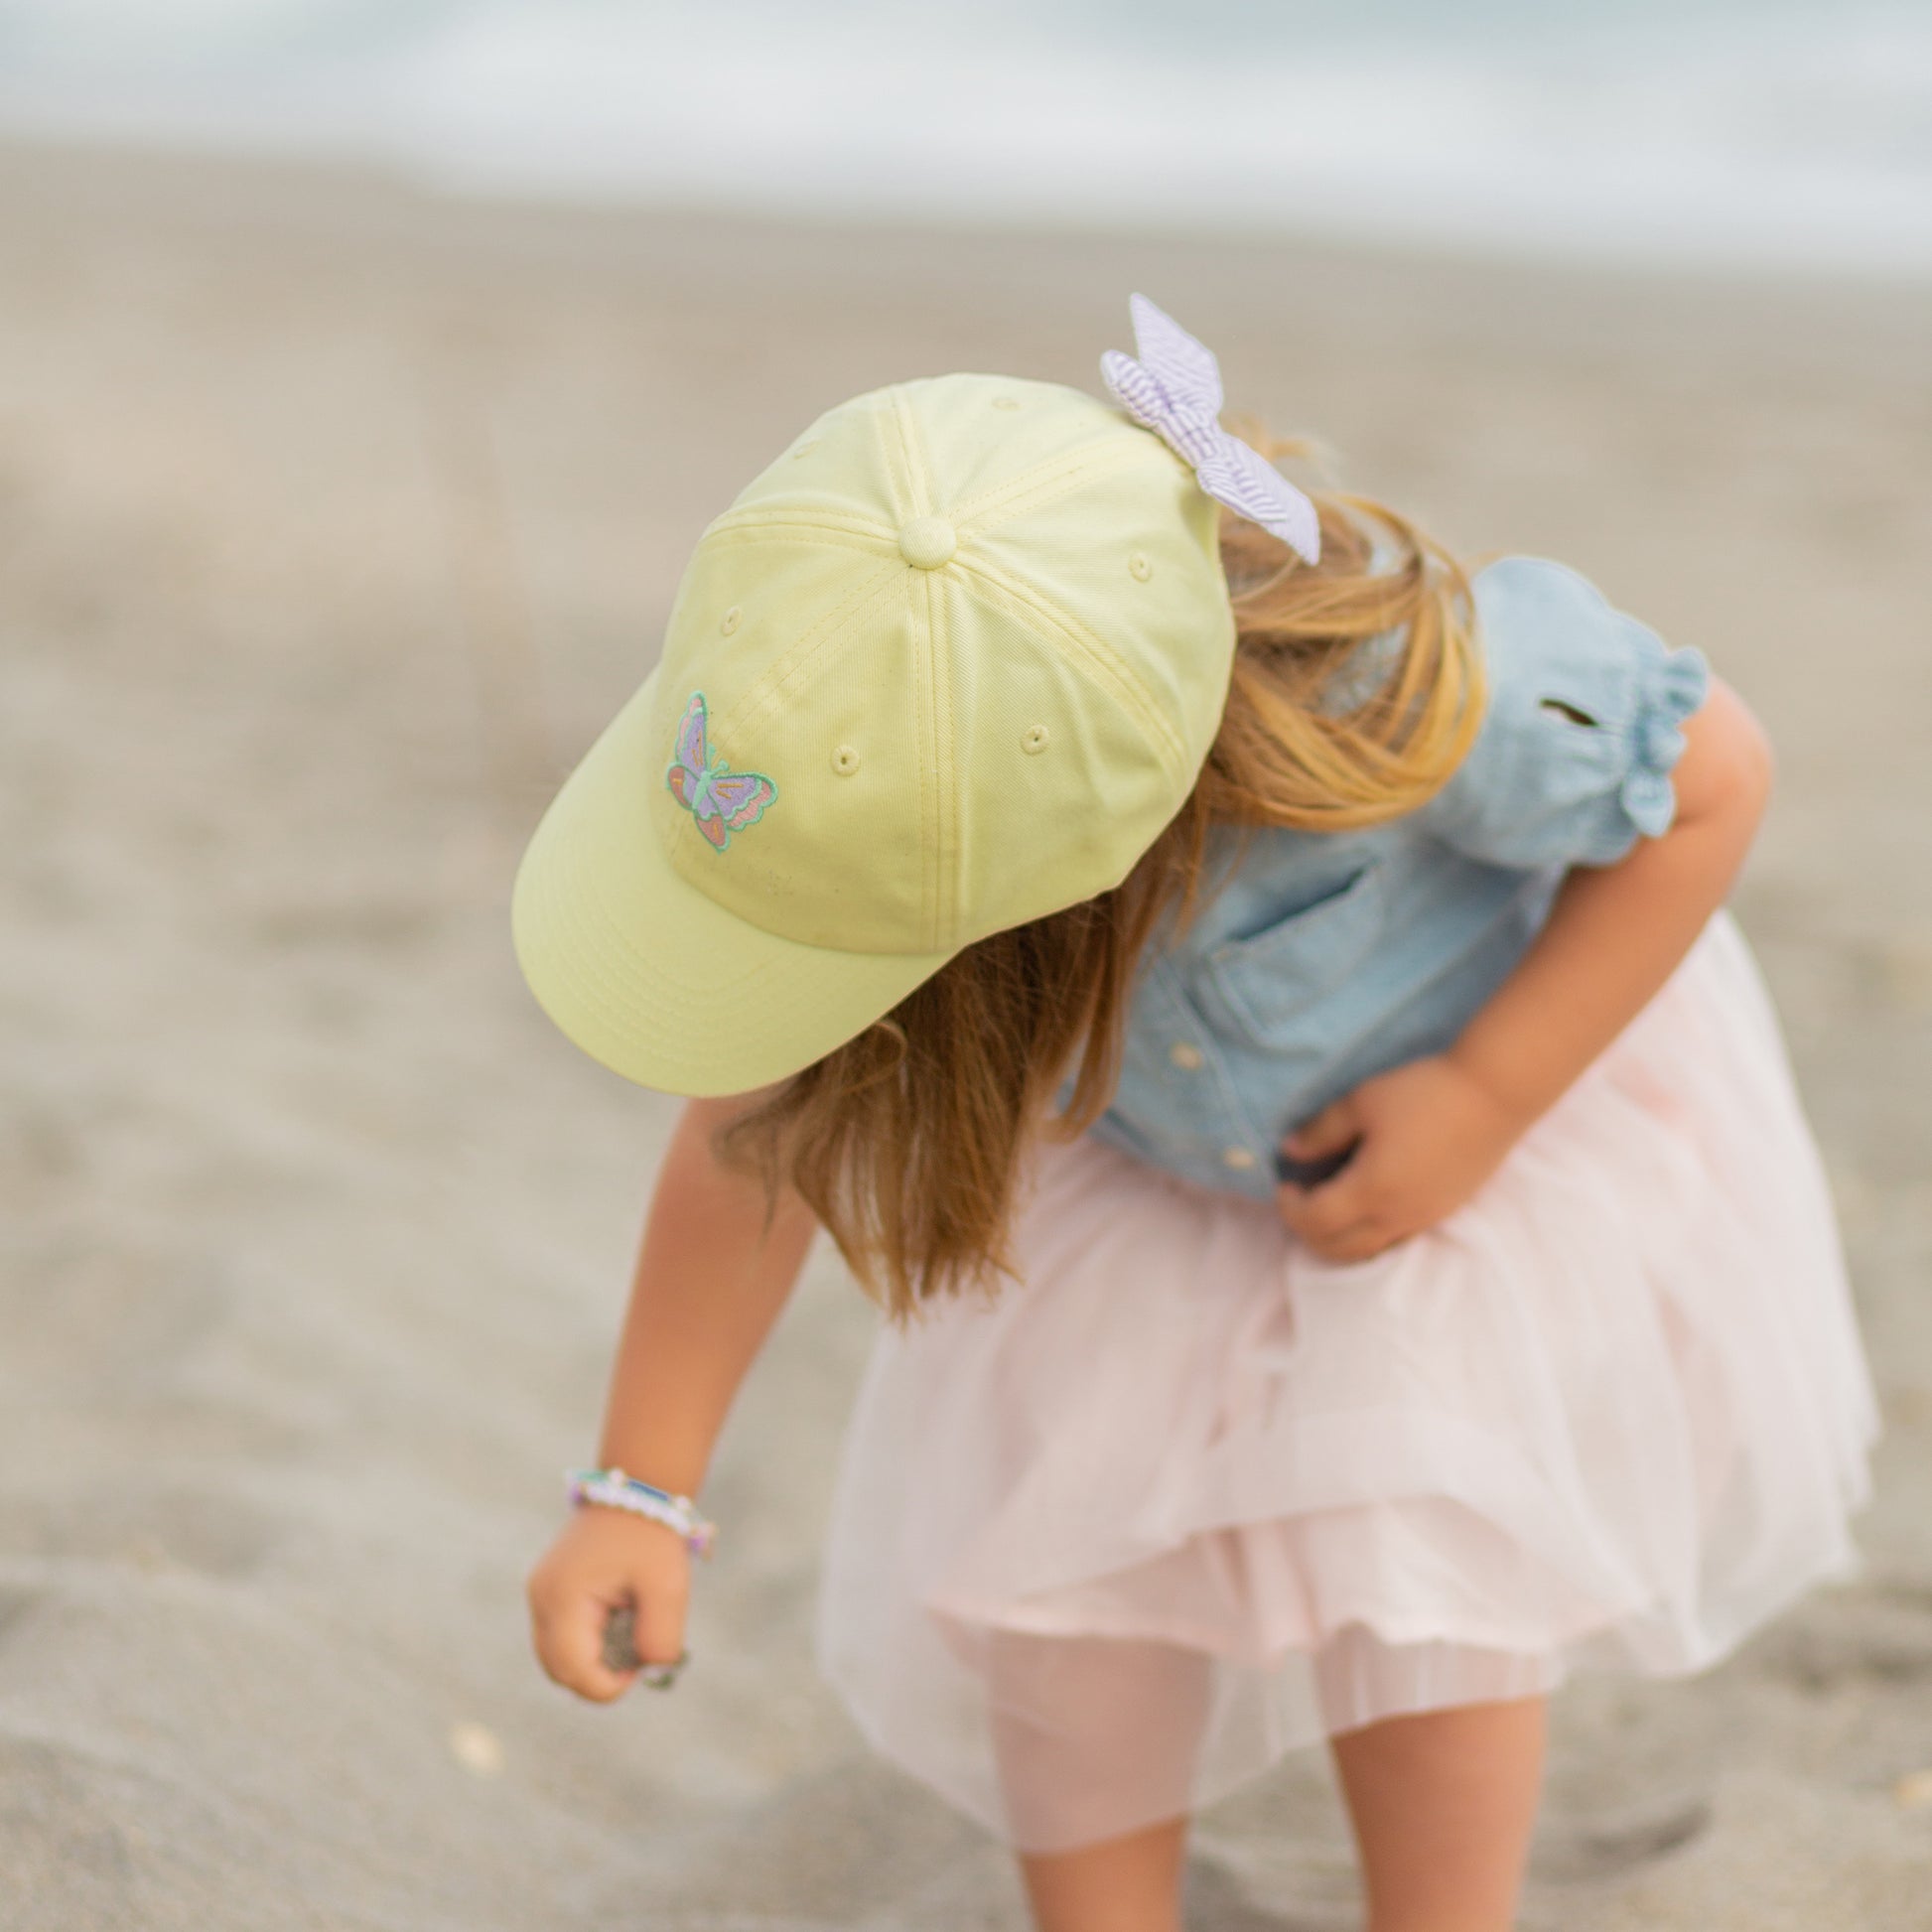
[511,367,1235,1097]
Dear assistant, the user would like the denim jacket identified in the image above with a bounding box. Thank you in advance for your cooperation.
[1088,555,1713,1203]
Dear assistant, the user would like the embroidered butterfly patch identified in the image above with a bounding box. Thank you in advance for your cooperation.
[664,692,778,851]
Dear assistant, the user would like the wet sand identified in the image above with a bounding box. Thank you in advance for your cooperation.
[2,140,1930,1929]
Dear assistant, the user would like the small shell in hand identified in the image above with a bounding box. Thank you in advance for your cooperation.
[602,1603,690,1690]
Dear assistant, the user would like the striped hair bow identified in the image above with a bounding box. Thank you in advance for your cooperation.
[1100,293,1321,565]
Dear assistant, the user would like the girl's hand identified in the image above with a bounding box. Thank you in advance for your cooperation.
[1274,1053,1529,1263]
[525,1503,692,1704]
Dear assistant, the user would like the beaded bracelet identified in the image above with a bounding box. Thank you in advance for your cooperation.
[565,1466,718,1558]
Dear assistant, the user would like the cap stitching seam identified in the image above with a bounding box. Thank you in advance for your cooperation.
[704,560,903,752]
[948,559,1189,779]
[919,568,938,949]
[891,387,943,948]
[726,563,903,739]
[948,577,964,953]
[539,854,934,1091]
[701,526,899,559]
[891,386,936,520]
[548,902,910,1088]
[705,508,898,544]
[950,435,1161,534]
[932,569,959,952]
[960,449,1175,542]
[539,798,849,1025]
[874,389,913,526]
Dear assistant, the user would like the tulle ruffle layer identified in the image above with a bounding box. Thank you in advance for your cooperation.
[815,912,1880,1852]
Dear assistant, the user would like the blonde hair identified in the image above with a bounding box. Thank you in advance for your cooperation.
[720,443,1484,1319]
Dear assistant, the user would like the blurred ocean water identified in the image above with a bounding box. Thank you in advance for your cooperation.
[1,0,1929,276]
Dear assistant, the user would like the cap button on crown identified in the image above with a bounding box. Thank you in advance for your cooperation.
[897,517,956,570]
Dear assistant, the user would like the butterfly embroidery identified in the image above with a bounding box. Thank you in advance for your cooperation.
[664,692,778,851]
[1100,293,1321,565]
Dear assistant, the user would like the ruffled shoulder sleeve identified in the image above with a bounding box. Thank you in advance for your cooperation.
[1419,555,1711,871]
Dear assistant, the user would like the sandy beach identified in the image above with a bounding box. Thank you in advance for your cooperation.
[2,140,1929,1928]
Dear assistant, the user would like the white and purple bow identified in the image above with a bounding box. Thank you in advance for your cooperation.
[1100,293,1321,565]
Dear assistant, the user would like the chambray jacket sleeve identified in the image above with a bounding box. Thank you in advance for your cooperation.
[1420,556,1712,871]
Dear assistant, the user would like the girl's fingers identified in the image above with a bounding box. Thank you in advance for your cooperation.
[1282,1096,1360,1158]
[532,1592,636,1703]
[527,1512,698,1705]
[629,1574,690,1672]
[1322,1225,1400,1262]
[1277,1185,1402,1261]
[1275,1165,1372,1240]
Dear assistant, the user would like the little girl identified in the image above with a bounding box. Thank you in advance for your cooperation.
[516,298,1879,1932]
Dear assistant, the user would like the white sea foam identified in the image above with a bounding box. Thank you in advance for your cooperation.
[1,0,1929,277]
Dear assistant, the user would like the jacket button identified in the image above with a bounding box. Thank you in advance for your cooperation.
[1221,1147,1258,1172]
[1168,1041,1203,1070]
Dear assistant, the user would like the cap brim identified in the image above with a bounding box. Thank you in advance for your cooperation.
[512,667,954,1098]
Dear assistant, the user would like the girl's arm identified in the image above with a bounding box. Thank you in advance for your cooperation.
[1275,674,1774,1262]
[527,1093,817,1701]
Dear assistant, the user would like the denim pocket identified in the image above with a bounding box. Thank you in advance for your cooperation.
[1197,864,1388,1047]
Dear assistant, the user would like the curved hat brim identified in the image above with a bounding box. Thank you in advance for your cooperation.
[511,667,955,1098]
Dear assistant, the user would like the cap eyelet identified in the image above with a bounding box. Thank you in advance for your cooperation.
[831,744,861,776]
[1129,552,1153,582]
[1021,724,1050,756]
[991,395,1021,411]
[720,606,743,636]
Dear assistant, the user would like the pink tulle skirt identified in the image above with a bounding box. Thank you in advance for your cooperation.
[814,910,1881,1853]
